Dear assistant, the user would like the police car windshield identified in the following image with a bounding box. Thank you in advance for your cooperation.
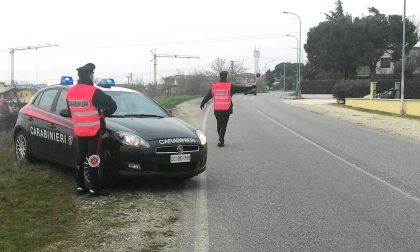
[104,91,168,118]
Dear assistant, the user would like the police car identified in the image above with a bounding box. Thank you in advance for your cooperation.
[14,77,207,183]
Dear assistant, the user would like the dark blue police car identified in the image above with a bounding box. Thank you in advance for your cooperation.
[14,77,207,183]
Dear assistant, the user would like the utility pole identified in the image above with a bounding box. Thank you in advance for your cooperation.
[283,63,286,91]
[150,48,199,85]
[400,0,406,115]
[8,44,58,108]
[254,47,260,74]
[127,72,133,84]
[9,44,58,85]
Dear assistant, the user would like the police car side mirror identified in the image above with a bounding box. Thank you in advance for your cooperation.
[166,109,173,115]
[60,109,70,118]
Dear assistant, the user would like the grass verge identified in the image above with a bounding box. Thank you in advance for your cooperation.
[330,103,420,120]
[0,146,76,252]
[153,95,200,109]
[289,91,298,97]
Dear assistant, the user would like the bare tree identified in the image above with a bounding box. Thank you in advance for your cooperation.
[210,57,229,74]
[229,60,247,85]
[210,57,248,85]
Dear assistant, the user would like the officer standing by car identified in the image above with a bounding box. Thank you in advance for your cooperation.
[200,71,256,147]
[66,63,117,196]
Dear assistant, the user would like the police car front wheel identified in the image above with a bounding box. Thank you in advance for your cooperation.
[15,131,35,163]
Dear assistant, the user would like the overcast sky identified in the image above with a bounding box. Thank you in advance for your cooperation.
[0,0,419,84]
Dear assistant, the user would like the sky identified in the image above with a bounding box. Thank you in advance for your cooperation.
[0,0,419,84]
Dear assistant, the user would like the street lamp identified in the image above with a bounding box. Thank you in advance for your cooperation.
[400,0,406,115]
[283,11,302,98]
[286,34,299,90]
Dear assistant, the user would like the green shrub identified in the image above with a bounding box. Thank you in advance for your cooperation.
[0,111,18,131]
[332,80,370,101]
[300,80,337,94]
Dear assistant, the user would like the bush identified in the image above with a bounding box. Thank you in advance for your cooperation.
[332,80,370,101]
[0,111,18,131]
[300,80,338,94]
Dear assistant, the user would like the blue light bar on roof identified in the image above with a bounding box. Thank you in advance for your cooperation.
[106,78,115,86]
[60,76,73,85]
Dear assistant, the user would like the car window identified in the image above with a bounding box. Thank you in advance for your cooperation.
[104,91,168,117]
[32,92,42,106]
[37,89,59,112]
[54,90,68,115]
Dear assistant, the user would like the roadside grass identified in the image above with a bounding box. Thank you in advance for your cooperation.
[330,103,420,120]
[289,91,298,97]
[153,95,200,109]
[0,130,13,150]
[0,139,77,252]
[0,130,182,251]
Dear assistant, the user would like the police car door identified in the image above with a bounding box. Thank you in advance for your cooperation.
[52,89,77,166]
[30,88,60,160]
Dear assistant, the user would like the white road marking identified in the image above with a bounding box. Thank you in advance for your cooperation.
[194,105,211,252]
[257,109,420,203]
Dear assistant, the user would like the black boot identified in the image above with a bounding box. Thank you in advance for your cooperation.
[217,139,224,147]
[76,186,88,195]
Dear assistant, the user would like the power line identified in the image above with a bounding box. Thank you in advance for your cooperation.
[55,33,305,50]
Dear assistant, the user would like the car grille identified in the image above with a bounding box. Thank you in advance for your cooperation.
[155,145,200,154]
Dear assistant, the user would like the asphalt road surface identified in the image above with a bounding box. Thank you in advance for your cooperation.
[181,92,420,251]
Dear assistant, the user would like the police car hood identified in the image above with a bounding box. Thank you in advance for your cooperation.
[105,117,198,141]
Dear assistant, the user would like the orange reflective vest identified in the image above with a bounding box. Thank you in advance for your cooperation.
[66,84,102,137]
[211,82,232,111]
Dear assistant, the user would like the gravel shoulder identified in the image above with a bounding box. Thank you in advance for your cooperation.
[283,98,420,142]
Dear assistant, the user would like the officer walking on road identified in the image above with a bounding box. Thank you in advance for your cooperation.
[66,63,117,196]
[200,71,256,147]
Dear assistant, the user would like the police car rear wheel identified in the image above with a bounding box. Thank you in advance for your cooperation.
[15,131,35,163]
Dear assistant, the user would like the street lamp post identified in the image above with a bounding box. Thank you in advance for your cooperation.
[400,0,406,115]
[283,11,302,99]
[286,34,299,92]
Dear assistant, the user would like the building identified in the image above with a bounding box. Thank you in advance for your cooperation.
[0,84,18,111]
[16,88,36,104]
[357,43,420,77]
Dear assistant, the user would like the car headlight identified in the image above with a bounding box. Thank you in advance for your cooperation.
[115,132,150,148]
[196,130,207,145]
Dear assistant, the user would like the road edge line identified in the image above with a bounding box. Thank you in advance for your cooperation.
[194,105,211,252]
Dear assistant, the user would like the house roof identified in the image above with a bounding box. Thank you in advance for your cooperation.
[0,86,15,94]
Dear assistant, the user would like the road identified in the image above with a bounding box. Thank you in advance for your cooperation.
[180,92,420,251]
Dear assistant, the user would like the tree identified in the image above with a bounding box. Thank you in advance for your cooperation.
[353,8,389,75]
[387,15,419,62]
[325,0,350,21]
[209,57,247,85]
[305,2,419,79]
[305,17,361,79]
[210,57,229,74]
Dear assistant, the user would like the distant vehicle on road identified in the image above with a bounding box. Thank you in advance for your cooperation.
[244,84,257,95]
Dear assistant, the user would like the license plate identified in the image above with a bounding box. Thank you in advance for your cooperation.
[170,154,191,163]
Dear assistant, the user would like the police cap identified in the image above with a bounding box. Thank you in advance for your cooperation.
[76,63,95,73]
[219,71,228,77]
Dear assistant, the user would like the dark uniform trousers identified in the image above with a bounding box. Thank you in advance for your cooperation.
[75,131,102,190]
[214,111,230,142]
